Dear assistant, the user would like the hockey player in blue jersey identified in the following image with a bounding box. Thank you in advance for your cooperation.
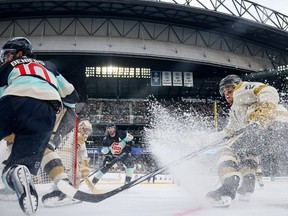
[0,37,79,215]
[92,122,135,185]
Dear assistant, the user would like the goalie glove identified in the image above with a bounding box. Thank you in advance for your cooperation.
[78,158,90,178]
[246,102,276,127]
[77,143,88,162]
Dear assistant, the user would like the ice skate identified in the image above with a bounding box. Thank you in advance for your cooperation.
[206,175,240,207]
[5,165,38,215]
[237,174,255,202]
[42,183,81,207]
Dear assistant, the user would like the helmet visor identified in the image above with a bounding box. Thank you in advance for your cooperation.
[0,49,16,63]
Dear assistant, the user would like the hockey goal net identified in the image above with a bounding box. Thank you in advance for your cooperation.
[33,117,79,187]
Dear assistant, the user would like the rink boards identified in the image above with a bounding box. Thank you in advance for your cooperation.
[94,173,288,185]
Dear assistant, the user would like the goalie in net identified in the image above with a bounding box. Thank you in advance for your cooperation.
[40,115,93,207]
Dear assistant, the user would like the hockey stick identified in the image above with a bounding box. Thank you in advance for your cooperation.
[83,177,101,194]
[57,129,245,203]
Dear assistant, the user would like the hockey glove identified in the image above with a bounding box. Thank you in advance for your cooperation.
[78,158,90,178]
[3,133,15,143]
[77,143,88,162]
[246,102,276,127]
[102,154,114,166]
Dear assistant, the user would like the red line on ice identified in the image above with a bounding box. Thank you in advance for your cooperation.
[172,207,203,216]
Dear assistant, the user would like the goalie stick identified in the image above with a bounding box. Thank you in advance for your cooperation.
[57,129,246,203]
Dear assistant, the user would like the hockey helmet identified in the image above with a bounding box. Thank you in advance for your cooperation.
[219,74,242,97]
[79,120,92,136]
[0,37,32,63]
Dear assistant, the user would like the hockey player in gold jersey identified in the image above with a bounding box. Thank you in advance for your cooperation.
[206,74,288,207]
[41,119,93,207]
[76,120,93,188]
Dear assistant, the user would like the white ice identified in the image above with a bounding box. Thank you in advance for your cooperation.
[1,180,288,216]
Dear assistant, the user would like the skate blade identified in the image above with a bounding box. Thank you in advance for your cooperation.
[13,166,38,215]
[207,196,232,208]
[43,196,82,207]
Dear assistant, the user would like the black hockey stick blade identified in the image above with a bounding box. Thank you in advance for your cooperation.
[57,129,245,203]
[57,164,169,203]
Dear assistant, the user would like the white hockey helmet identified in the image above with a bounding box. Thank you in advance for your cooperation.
[79,120,92,136]
[219,74,242,96]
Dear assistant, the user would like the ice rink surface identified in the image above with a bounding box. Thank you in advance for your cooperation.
[1,180,288,216]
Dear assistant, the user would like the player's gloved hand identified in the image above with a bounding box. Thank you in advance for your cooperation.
[79,158,90,178]
[78,133,85,145]
[102,153,114,166]
[3,133,15,143]
[247,102,276,127]
[78,143,88,162]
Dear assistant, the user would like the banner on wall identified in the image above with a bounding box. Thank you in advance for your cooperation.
[162,71,172,86]
[151,71,161,86]
[183,72,193,87]
[173,71,182,86]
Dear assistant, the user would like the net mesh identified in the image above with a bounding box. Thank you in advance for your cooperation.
[32,118,78,186]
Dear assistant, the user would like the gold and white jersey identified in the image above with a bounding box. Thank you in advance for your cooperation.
[225,81,287,133]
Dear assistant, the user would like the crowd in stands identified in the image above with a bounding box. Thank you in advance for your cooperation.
[79,98,228,126]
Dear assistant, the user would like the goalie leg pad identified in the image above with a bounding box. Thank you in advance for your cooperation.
[41,149,69,184]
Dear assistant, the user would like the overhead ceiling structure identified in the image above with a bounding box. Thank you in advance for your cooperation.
[0,0,287,100]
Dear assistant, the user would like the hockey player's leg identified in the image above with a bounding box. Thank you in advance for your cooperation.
[206,147,240,207]
[0,141,17,201]
[41,148,81,207]
[92,170,105,184]
[237,155,257,201]
[237,173,255,201]
[125,167,134,184]
[123,154,135,184]
[92,158,115,185]
[255,158,264,188]
[2,165,38,215]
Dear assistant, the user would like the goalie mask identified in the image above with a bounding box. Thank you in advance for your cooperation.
[219,74,242,97]
[0,37,33,63]
[79,120,92,137]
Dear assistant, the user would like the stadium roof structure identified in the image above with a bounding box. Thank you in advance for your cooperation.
[0,0,288,100]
